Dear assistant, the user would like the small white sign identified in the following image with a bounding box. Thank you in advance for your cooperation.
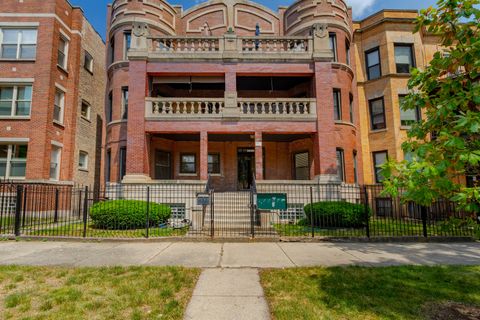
[255,141,262,147]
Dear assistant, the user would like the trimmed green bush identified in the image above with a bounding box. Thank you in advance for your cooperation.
[89,200,171,230]
[303,201,369,228]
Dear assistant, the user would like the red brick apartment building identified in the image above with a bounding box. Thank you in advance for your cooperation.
[105,0,362,190]
[0,0,105,187]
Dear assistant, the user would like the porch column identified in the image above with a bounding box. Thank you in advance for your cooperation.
[200,131,208,180]
[255,132,263,180]
[313,62,339,183]
[123,59,151,183]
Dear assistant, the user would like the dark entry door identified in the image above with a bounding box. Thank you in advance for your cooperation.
[155,150,172,180]
[237,148,255,190]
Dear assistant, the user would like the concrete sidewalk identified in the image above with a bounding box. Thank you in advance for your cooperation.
[0,241,479,267]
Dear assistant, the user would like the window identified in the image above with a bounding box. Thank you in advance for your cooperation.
[0,144,28,179]
[208,153,220,174]
[50,145,61,180]
[369,97,386,130]
[349,93,354,123]
[78,151,88,170]
[84,51,93,73]
[119,147,126,180]
[294,151,309,180]
[0,85,32,117]
[373,151,388,183]
[329,33,337,62]
[121,87,128,120]
[336,149,345,182]
[81,101,90,120]
[54,89,65,124]
[353,151,358,184]
[107,91,113,123]
[57,36,69,70]
[404,151,414,162]
[109,37,115,64]
[365,47,381,80]
[124,31,131,60]
[0,28,37,59]
[346,40,351,65]
[106,149,111,182]
[399,95,421,127]
[333,89,342,121]
[180,154,196,174]
[394,44,414,74]
[375,197,393,217]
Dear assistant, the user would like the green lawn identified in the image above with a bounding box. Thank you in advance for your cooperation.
[261,265,480,320]
[24,221,189,238]
[274,218,476,238]
[0,265,200,320]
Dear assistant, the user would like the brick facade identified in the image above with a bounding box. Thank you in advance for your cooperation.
[0,0,105,187]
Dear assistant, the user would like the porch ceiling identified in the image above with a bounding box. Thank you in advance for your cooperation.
[263,133,313,142]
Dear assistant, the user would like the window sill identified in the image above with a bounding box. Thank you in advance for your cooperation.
[178,173,197,177]
[84,67,94,75]
[53,120,65,128]
[78,168,89,172]
[81,116,91,123]
[0,58,35,62]
[370,128,388,134]
[400,126,412,130]
[57,64,69,74]
[209,173,222,177]
[0,116,30,120]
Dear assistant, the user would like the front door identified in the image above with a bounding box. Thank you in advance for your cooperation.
[155,150,172,179]
[237,148,255,190]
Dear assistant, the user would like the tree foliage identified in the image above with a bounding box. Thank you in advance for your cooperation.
[382,0,480,213]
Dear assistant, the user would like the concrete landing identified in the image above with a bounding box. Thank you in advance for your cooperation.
[184,268,269,320]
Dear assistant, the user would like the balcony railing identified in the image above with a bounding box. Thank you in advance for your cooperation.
[145,35,314,60]
[146,97,316,121]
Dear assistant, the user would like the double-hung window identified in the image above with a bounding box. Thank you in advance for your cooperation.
[124,31,131,60]
[336,148,345,182]
[365,47,381,80]
[54,89,65,124]
[333,89,342,121]
[208,153,220,174]
[84,51,93,73]
[0,144,28,179]
[399,95,421,127]
[57,36,69,70]
[79,151,88,171]
[121,87,128,120]
[81,101,91,120]
[394,44,414,74]
[50,145,62,180]
[0,85,32,117]
[294,152,309,180]
[346,40,351,65]
[180,154,196,174]
[369,97,386,130]
[329,33,337,62]
[0,28,37,60]
[373,151,388,183]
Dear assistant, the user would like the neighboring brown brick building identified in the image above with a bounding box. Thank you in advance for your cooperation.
[0,0,105,187]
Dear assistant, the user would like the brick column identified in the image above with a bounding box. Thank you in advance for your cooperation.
[313,62,338,183]
[224,68,238,118]
[123,60,150,183]
[255,132,263,180]
[200,131,208,180]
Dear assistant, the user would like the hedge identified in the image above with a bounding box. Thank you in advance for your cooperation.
[303,201,369,228]
[89,200,171,230]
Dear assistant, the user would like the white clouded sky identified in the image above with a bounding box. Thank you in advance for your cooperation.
[346,0,377,18]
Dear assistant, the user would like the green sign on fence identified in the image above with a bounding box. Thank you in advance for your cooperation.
[257,193,287,210]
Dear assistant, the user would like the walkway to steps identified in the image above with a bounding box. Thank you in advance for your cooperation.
[199,191,277,238]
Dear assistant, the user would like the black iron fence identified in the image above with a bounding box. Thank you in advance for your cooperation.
[0,181,477,239]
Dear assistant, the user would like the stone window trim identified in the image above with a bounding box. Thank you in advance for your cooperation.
[78,151,88,171]
[0,27,38,61]
[365,46,382,80]
[0,83,33,119]
[0,141,29,180]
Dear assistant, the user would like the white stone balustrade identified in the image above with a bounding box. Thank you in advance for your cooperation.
[151,36,222,52]
[146,97,317,121]
[240,36,312,53]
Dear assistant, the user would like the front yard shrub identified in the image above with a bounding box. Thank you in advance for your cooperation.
[90,200,171,230]
[303,201,369,228]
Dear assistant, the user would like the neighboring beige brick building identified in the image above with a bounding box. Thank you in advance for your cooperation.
[0,0,105,188]
[353,10,442,184]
